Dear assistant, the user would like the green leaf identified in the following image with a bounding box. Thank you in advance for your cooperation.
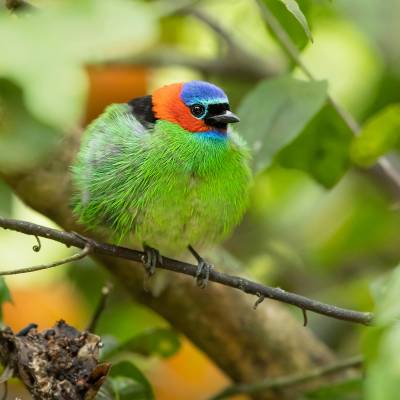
[110,361,154,400]
[279,0,313,42]
[350,104,400,167]
[0,0,157,130]
[277,104,353,187]
[364,322,400,400]
[0,277,12,321]
[0,0,157,171]
[238,76,328,174]
[262,0,312,49]
[0,80,60,173]
[103,328,181,360]
[370,266,400,327]
[301,378,362,399]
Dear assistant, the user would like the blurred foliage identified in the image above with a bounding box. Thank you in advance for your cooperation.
[351,104,400,167]
[0,0,157,171]
[363,266,400,400]
[238,76,327,173]
[278,104,353,187]
[0,0,400,399]
[102,328,181,361]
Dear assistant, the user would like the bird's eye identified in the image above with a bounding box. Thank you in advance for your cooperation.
[190,104,206,118]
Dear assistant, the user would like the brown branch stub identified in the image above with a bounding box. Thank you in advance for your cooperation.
[86,282,113,333]
[0,217,374,325]
[0,320,110,400]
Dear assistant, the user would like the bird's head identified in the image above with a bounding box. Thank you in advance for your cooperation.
[152,81,240,135]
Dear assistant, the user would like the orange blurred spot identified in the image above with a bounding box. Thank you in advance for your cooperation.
[85,66,149,124]
[3,282,87,332]
[149,339,249,400]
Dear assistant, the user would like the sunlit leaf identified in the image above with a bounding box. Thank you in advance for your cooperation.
[364,266,400,400]
[238,76,327,174]
[279,0,313,42]
[369,266,400,326]
[277,104,353,187]
[350,104,400,167]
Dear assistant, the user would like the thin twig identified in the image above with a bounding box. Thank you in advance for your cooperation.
[86,283,113,333]
[255,0,400,189]
[209,355,363,399]
[302,309,308,327]
[0,243,91,276]
[32,235,41,252]
[0,217,373,325]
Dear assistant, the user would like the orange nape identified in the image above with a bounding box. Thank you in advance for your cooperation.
[153,83,210,133]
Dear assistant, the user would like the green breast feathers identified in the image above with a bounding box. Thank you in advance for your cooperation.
[72,103,251,254]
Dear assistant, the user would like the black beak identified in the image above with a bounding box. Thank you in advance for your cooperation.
[205,110,240,125]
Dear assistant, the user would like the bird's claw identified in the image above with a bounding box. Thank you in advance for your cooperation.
[71,231,96,249]
[195,259,213,289]
[141,244,162,277]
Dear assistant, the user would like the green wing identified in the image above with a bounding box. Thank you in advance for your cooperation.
[71,103,150,240]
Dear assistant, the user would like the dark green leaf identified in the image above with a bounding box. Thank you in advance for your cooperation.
[238,76,328,174]
[301,378,362,399]
[0,80,60,173]
[0,277,12,321]
[277,104,353,187]
[279,0,313,42]
[350,104,400,167]
[103,328,181,360]
[110,361,154,400]
[262,0,312,49]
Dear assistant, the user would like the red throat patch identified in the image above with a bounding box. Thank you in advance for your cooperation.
[152,83,209,132]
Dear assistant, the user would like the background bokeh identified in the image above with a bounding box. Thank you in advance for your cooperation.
[1,0,400,399]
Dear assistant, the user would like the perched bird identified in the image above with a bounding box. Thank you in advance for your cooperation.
[72,80,251,286]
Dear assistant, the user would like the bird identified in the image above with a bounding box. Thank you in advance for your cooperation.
[71,80,252,287]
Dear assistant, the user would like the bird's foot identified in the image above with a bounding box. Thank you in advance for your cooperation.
[141,244,163,278]
[71,231,97,249]
[188,245,213,289]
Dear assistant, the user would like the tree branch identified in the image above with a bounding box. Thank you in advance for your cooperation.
[0,243,91,276]
[0,217,373,326]
[210,355,363,399]
[0,132,345,400]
